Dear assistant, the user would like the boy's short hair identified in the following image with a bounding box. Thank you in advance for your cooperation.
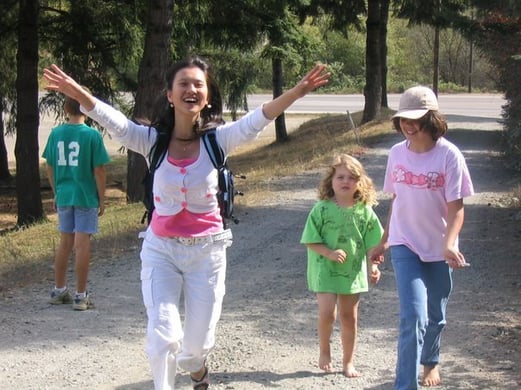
[64,96,82,116]
[63,86,90,116]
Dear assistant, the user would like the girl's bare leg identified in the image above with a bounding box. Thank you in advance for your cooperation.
[422,365,441,386]
[316,293,337,372]
[338,293,361,377]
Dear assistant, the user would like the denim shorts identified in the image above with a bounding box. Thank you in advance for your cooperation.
[58,206,99,234]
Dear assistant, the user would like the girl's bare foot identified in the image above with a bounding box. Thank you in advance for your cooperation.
[422,365,441,386]
[319,352,333,372]
[343,363,361,378]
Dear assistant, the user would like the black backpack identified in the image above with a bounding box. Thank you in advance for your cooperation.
[141,128,243,228]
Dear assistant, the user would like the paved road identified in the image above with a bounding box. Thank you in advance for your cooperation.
[5,93,505,165]
[247,93,505,119]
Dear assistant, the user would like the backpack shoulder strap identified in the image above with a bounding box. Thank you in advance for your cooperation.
[202,128,225,168]
[149,143,167,174]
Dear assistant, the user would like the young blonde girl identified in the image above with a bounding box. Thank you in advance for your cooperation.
[301,154,383,377]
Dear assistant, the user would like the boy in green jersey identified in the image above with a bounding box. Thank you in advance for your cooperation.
[43,93,110,311]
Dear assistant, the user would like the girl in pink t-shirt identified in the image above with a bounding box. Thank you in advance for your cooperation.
[369,86,474,390]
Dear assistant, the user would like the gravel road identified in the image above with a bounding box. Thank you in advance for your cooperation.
[1,115,520,389]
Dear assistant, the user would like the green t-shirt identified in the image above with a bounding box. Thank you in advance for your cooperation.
[300,200,383,294]
[43,123,110,208]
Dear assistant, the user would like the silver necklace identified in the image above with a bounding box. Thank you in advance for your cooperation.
[175,138,196,152]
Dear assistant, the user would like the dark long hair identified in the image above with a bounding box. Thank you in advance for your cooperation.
[148,56,225,164]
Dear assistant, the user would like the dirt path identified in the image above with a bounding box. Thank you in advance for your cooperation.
[1,115,520,389]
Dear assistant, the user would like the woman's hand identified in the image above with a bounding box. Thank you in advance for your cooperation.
[292,63,331,98]
[43,64,96,111]
[261,63,330,120]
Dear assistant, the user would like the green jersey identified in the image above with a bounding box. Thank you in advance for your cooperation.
[301,200,383,294]
[43,123,110,208]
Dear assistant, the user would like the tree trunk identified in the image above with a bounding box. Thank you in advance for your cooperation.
[272,57,288,142]
[0,100,13,183]
[468,37,473,93]
[126,0,174,203]
[379,0,390,108]
[15,0,43,226]
[362,0,383,124]
[433,24,440,96]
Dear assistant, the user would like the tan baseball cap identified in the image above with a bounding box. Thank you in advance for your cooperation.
[393,86,439,119]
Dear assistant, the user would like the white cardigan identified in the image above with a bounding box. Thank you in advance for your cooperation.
[83,98,271,215]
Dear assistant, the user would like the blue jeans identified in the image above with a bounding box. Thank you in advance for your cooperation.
[391,245,453,390]
[57,206,98,234]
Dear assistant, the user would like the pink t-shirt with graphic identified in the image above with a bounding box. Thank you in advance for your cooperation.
[383,137,474,261]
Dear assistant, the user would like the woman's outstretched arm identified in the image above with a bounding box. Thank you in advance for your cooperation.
[261,64,330,120]
[43,64,96,111]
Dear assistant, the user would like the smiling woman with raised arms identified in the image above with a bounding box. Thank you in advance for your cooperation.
[43,57,329,390]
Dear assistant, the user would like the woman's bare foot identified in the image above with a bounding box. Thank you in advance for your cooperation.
[343,362,361,378]
[319,352,333,372]
[422,365,441,386]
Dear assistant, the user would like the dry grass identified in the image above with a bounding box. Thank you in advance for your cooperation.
[512,184,521,207]
[229,110,394,203]
[0,111,395,291]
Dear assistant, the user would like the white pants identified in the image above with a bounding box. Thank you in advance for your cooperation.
[140,229,229,390]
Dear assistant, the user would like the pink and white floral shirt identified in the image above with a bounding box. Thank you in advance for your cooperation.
[383,137,474,261]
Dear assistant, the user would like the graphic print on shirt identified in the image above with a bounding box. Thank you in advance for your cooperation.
[392,164,445,190]
[322,204,367,286]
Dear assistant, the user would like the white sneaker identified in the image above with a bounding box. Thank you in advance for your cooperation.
[72,293,94,311]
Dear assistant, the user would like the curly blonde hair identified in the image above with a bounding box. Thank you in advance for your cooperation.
[318,154,378,206]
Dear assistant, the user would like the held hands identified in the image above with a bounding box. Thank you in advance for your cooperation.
[367,244,386,265]
[368,248,383,285]
[370,265,381,285]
